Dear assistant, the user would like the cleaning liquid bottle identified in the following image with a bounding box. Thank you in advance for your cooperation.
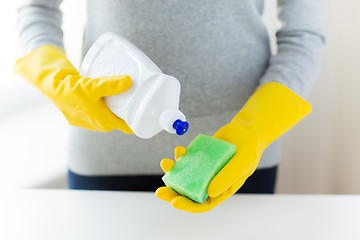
[80,32,189,139]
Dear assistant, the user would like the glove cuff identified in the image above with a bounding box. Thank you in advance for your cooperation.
[14,45,79,90]
[232,82,312,149]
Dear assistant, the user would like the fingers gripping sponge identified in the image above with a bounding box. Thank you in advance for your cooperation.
[162,134,236,203]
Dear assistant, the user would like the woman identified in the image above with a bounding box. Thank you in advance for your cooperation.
[15,0,324,212]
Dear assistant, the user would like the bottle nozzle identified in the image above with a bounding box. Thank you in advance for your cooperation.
[173,119,189,136]
[159,108,188,135]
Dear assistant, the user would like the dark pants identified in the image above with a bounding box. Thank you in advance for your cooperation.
[68,166,278,194]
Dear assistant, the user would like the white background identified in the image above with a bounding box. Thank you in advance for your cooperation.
[0,0,359,193]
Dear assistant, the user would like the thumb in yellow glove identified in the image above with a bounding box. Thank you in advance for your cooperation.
[14,45,133,133]
[156,82,312,213]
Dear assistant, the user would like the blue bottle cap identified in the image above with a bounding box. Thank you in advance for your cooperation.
[173,119,189,136]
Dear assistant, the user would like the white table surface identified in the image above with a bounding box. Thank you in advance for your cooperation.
[1,189,359,240]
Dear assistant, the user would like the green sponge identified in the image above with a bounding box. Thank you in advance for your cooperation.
[162,134,236,204]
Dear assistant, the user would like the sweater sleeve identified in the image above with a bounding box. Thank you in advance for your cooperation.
[259,0,325,98]
[17,0,64,54]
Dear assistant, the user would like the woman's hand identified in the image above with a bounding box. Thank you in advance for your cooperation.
[156,82,312,213]
[14,45,133,133]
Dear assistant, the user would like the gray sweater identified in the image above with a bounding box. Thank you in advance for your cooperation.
[17,0,324,176]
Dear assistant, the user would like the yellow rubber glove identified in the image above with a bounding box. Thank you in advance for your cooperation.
[14,45,133,133]
[156,82,312,213]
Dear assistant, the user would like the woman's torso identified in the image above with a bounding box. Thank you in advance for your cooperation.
[68,0,279,176]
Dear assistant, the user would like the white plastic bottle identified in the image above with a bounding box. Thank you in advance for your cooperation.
[80,32,189,139]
